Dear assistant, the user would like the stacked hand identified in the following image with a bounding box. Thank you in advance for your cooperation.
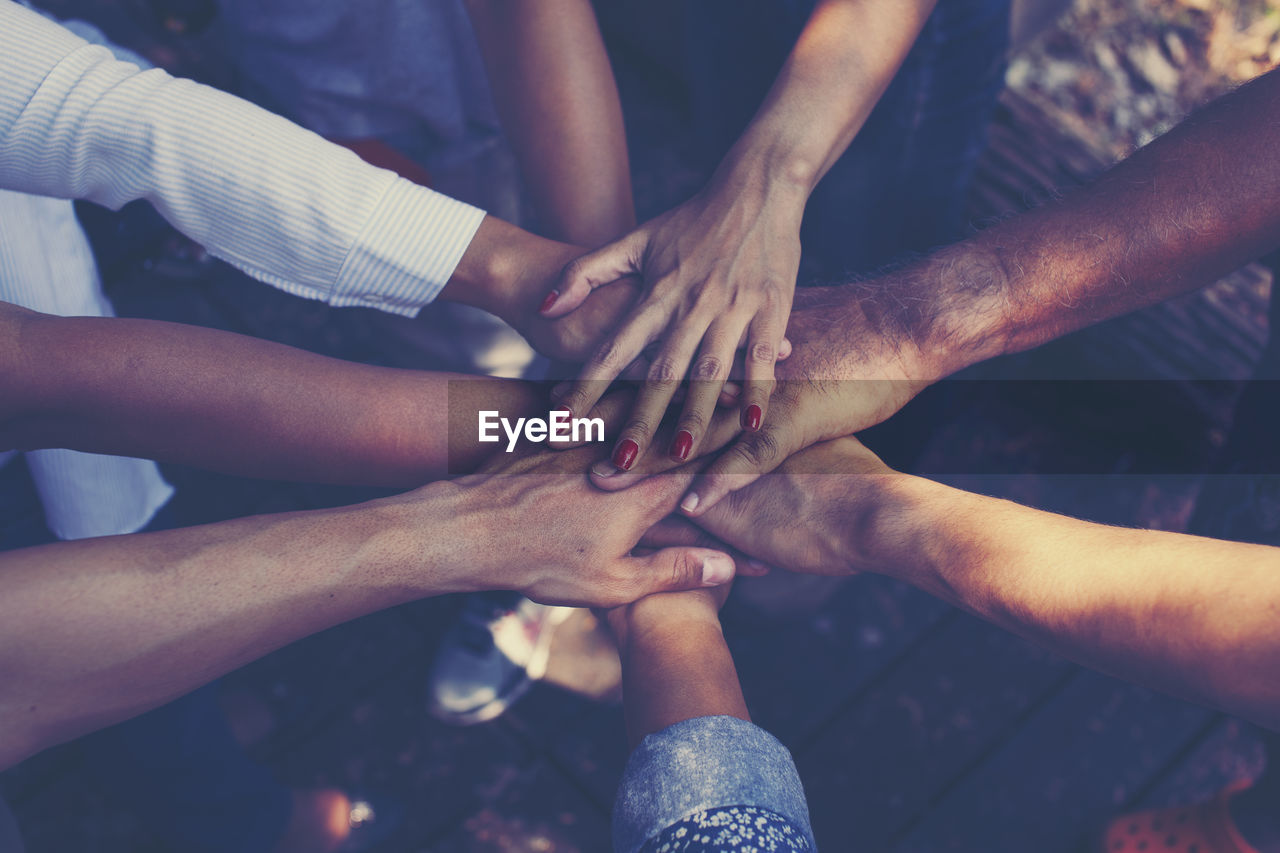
[442,442,740,608]
[588,282,935,515]
[538,169,805,470]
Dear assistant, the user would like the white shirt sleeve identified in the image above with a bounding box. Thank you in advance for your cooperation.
[0,0,485,315]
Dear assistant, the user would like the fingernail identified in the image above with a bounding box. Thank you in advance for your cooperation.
[539,290,559,314]
[613,439,639,471]
[700,554,734,586]
[554,404,572,416]
[745,558,771,574]
[591,461,621,478]
[680,492,700,515]
[669,430,693,461]
[722,382,741,399]
[742,404,762,432]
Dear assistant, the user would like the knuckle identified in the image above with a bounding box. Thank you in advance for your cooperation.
[731,431,780,468]
[562,257,589,284]
[623,418,654,443]
[691,355,726,382]
[561,387,593,414]
[678,409,708,434]
[669,550,699,589]
[759,277,788,301]
[647,358,682,385]
[594,340,630,372]
[612,569,647,604]
[749,340,778,365]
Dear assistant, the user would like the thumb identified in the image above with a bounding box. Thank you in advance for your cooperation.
[625,547,736,595]
[541,232,645,318]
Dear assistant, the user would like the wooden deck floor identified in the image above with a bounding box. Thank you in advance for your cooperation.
[1,20,1274,853]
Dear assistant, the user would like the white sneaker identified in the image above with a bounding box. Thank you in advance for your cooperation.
[426,594,574,725]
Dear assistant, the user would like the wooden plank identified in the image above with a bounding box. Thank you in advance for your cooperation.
[427,757,612,853]
[505,575,953,809]
[5,768,164,853]
[796,613,1076,851]
[891,672,1213,853]
[1129,716,1266,812]
[262,661,550,847]
[222,605,435,760]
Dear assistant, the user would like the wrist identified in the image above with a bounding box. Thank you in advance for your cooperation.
[612,594,723,651]
[711,139,814,217]
[920,243,1016,374]
[838,472,936,575]
[832,243,1014,381]
[441,216,578,325]
[361,481,482,598]
[846,473,979,594]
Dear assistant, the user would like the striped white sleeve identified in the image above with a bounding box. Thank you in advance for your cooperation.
[0,0,484,315]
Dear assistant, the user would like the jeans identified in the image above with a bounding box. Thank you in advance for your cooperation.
[613,715,816,852]
[685,0,1012,276]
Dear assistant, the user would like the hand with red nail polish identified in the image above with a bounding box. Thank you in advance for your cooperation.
[493,238,644,366]
[453,443,736,607]
[586,282,950,517]
[536,158,801,473]
[613,438,640,471]
[669,430,694,461]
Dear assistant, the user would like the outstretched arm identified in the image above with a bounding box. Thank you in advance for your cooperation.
[601,65,1280,514]
[464,0,635,248]
[544,0,938,466]
[0,0,633,359]
[0,300,550,486]
[694,439,1280,732]
[0,445,737,770]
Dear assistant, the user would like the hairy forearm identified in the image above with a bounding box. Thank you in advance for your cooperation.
[616,598,748,748]
[465,0,634,246]
[888,66,1280,375]
[0,304,545,486]
[867,476,1280,730]
[0,484,464,768]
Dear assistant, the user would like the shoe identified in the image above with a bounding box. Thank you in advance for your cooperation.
[426,594,574,725]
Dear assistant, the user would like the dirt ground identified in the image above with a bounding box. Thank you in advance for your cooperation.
[1013,0,1280,157]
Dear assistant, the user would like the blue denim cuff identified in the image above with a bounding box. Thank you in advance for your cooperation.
[611,715,814,853]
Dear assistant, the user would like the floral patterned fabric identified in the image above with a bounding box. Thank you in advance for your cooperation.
[640,805,813,852]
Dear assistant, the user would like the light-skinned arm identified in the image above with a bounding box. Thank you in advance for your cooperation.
[464,0,635,248]
[692,438,1280,732]
[543,0,937,467]
[0,1,634,363]
[0,444,737,771]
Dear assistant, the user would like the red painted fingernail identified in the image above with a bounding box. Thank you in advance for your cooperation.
[743,404,762,431]
[539,290,559,314]
[613,439,639,470]
[669,430,693,461]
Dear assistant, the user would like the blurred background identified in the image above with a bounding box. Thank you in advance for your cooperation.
[2,0,1280,850]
